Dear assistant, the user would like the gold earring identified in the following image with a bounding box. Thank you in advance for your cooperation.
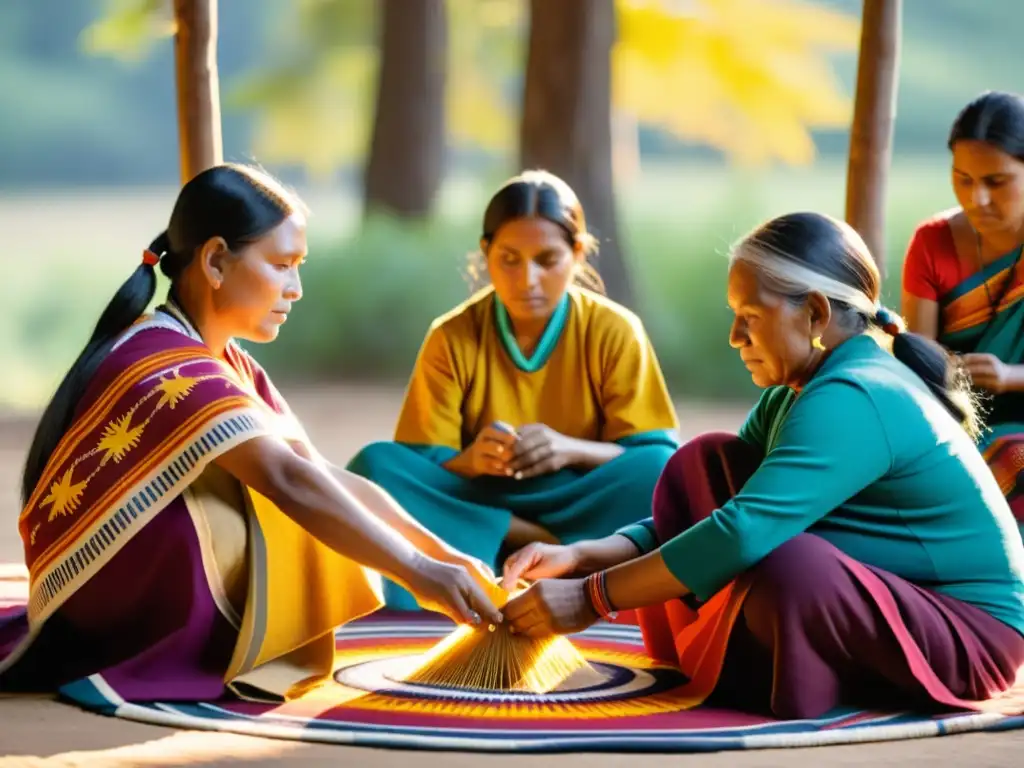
[811,335,826,351]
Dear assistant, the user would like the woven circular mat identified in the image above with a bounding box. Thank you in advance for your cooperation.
[54,614,1024,752]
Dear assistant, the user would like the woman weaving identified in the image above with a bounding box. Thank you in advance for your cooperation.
[0,164,502,703]
[502,212,1024,719]
[902,91,1024,529]
[348,170,680,610]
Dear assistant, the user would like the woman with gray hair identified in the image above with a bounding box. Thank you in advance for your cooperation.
[498,211,1024,719]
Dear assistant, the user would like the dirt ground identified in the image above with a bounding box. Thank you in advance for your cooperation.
[0,385,1020,766]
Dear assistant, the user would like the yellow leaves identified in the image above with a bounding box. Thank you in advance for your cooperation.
[614,0,860,166]
[229,0,378,179]
[249,0,857,169]
[616,0,692,68]
[445,0,523,154]
[154,371,198,410]
[97,410,146,465]
[225,0,377,179]
[79,0,861,171]
[446,68,516,153]
[235,0,525,173]
[242,51,377,181]
[79,0,173,62]
[41,467,89,522]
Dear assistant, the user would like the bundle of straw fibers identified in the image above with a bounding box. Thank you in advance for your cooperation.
[401,580,594,694]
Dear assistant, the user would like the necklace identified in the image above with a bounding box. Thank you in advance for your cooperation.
[972,228,1023,334]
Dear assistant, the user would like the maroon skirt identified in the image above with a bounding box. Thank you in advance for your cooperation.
[635,432,1024,719]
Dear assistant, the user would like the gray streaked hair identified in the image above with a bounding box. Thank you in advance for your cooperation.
[728,211,979,437]
[729,219,880,319]
[728,214,904,332]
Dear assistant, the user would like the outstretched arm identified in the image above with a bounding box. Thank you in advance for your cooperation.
[327,462,471,562]
[501,533,642,589]
[603,550,689,609]
[217,437,419,579]
[214,435,502,624]
[505,381,892,635]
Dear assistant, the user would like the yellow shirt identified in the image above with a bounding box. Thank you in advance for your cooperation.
[394,286,679,451]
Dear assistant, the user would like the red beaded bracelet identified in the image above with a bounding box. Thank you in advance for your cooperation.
[584,571,617,620]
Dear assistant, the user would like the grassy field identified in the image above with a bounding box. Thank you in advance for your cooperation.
[2,157,959,411]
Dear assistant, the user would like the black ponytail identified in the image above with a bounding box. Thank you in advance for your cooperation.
[889,331,980,437]
[21,245,159,503]
[21,163,303,505]
[869,306,980,436]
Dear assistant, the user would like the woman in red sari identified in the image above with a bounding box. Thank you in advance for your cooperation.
[902,91,1024,531]
[0,164,501,706]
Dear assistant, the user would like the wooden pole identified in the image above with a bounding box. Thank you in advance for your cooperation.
[844,0,901,280]
[173,0,223,183]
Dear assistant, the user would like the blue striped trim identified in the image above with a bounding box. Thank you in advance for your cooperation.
[59,677,120,714]
[31,412,262,617]
[147,698,886,736]
[168,700,882,739]
[110,701,1024,752]
[59,618,1024,752]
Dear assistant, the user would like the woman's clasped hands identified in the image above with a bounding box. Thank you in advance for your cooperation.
[462,420,580,480]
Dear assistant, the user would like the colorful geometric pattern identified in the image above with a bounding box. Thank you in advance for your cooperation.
[37,612,1024,753]
[19,344,269,625]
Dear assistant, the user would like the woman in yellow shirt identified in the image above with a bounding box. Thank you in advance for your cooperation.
[349,171,680,609]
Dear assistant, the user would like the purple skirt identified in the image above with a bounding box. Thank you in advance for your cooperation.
[1,497,236,700]
[637,432,1024,719]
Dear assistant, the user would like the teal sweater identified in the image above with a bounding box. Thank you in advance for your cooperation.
[619,334,1024,635]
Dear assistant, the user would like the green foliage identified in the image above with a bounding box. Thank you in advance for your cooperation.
[248,214,474,380]
[3,251,173,410]
[68,0,856,171]
[1,160,959,410]
[227,0,379,177]
[614,0,859,166]
[240,208,836,401]
[0,0,1019,187]
[246,160,943,402]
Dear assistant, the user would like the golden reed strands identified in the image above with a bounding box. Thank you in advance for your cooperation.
[401,622,594,694]
[399,578,595,694]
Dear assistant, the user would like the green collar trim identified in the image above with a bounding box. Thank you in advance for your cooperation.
[493,293,570,373]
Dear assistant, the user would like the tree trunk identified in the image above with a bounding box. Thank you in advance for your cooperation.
[173,0,223,183]
[363,0,447,219]
[845,0,901,281]
[519,0,633,307]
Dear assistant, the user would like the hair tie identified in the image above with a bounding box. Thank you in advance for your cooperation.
[874,305,905,336]
[142,249,161,267]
